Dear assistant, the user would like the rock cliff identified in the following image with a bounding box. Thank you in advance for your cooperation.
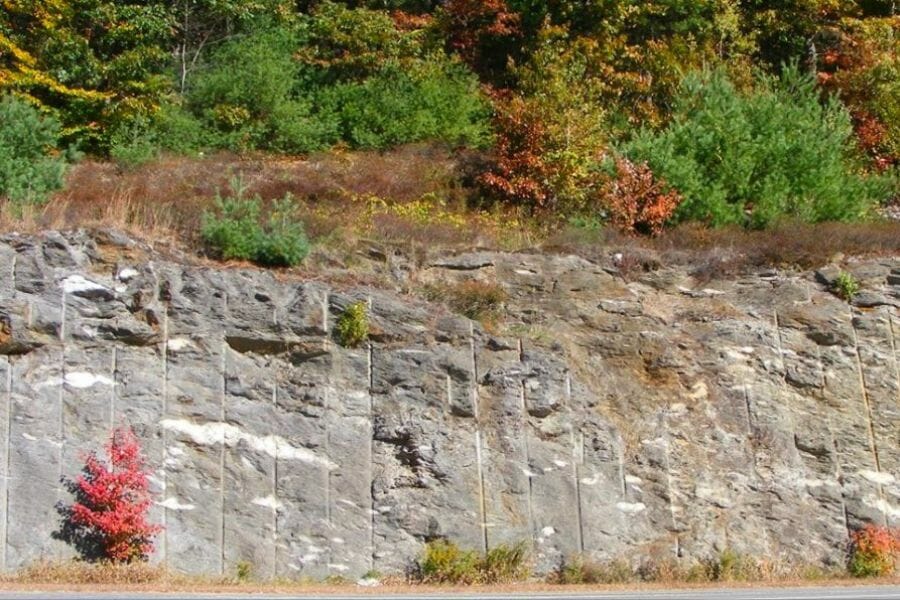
[0,230,898,577]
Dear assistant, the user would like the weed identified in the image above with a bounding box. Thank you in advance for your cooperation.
[335,301,369,348]
[423,280,508,328]
[552,556,633,584]
[415,539,528,585]
[235,560,252,582]
[833,271,861,301]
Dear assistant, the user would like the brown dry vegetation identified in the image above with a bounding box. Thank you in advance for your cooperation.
[2,147,900,279]
[1,559,897,592]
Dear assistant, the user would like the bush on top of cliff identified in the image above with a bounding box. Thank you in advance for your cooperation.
[623,65,894,229]
[201,182,310,267]
[0,95,72,205]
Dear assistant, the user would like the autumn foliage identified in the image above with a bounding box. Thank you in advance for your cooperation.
[849,524,900,577]
[56,427,161,563]
[600,158,682,236]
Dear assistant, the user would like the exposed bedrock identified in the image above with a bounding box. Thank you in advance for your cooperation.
[0,230,897,577]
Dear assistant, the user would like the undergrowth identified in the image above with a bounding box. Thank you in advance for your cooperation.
[414,539,529,585]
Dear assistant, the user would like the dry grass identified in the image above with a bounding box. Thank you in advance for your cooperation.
[2,149,899,281]
[0,559,897,594]
[551,553,852,586]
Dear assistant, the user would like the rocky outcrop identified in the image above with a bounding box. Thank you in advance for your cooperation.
[0,230,897,577]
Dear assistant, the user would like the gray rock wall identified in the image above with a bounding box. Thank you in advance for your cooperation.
[0,231,897,577]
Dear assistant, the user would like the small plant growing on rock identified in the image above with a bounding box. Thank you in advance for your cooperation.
[335,301,369,348]
[415,539,528,584]
[55,426,161,563]
[833,271,861,301]
[235,560,253,582]
[849,524,899,577]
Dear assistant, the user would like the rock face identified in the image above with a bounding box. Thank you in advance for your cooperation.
[0,230,898,577]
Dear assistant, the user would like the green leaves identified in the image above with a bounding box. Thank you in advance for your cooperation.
[0,95,70,205]
[624,65,890,228]
[201,183,311,267]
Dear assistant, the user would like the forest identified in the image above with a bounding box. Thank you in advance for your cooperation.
[0,0,898,245]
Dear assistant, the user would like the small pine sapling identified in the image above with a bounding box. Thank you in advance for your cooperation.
[56,426,162,562]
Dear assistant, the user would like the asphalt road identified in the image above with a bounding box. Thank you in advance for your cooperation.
[0,586,899,600]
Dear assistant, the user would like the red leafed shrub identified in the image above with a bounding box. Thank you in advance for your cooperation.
[849,524,900,577]
[600,158,682,236]
[56,426,161,563]
[478,94,552,210]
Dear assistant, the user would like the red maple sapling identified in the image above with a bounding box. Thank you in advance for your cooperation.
[56,426,161,562]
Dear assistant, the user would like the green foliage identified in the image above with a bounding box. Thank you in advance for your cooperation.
[201,182,310,267]
[321,61,489,149]
[0,95,71,205]
[0,0,175,152]
[235,560,252,582]
[184,12,488,153]
[833,271,861,301]
[554,556,633,584]
[335,301,369,348]
[417,539,528,584]
[624,66,891,228]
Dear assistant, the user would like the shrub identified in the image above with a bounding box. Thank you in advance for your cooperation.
[335,301,369,348]
[416,539,528,584]
[320,60,490,149]
[833,271,861,302]
[0,95,71,205]
[201,182,310,267]
[552,556,633,584]
[624,65,891,228]
[599,158,683,235]
[55,427,161,563]
[849,524,899,577]
[478,30,607,213]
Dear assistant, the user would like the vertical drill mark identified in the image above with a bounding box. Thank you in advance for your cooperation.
[662,417,680,534]
[573,431,585,555]
[9,254,16,296]
[367,340,375,572]
[519,383,535,550]
[322,295,329,335]
[742,383,754,435]
[56,292,66,559]
[272,381,278,580]
[2,357,11,571]
[325,430,332,526]
[446,375,452,414]
[160,305,169,565]
[470,322,488,553]
[849,308,887,525]
[219,305,227,575]
[110,346,118,430]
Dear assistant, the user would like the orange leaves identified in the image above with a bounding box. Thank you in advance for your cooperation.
[849,524,900,577]
[600,158,682,236]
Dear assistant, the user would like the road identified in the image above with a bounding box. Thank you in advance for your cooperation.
[0,586,898,600]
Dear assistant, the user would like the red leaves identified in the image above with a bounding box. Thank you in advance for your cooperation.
[477,94,553,210]
[849,524,900,577]
[63,427,161,562]
[600,158,682,236]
